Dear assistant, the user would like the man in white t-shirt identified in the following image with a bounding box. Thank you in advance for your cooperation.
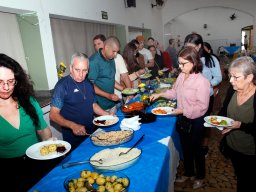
[114,53,132,98]
[136,35,154,68]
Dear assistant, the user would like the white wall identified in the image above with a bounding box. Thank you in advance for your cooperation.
[162,0,256,50]
[1,0,256,89]
[0,0,163,90]
[164,7,254,53]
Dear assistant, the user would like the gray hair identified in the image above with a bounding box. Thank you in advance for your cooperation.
[70,52,89,66]
[229,56,256,84]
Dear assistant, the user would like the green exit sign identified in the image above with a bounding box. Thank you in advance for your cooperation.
[101,11,108,20]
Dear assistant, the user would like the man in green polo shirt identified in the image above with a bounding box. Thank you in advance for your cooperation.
[88,36,120,112]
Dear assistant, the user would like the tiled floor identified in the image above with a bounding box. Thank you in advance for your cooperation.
[174,80,237,192]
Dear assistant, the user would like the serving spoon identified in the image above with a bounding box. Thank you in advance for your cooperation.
[62,159,103,168]
[119,134,145,156]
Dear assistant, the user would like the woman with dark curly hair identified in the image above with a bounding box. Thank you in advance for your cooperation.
[0,53,57,191]
[123,42,145,87]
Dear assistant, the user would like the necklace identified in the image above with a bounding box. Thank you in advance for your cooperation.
[71,77,86,100]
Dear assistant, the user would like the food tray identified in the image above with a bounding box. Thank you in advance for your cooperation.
[90,129,134,146]
[90,147,142,171]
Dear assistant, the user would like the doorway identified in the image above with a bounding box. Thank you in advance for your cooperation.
[241,25,253,51]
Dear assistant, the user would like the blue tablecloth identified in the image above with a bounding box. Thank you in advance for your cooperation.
[223,46,240,55]
[29,102,181,192]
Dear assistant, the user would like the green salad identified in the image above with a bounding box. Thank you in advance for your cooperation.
[122,88,138,95]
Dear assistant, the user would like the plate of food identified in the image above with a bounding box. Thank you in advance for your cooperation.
[121,88,139,95]
[26,140,71,160]
[93,115,119,127]
[140,73,152,79]
[204,116,233,127]
[90,129,134,146]
[151,107,175,115]
[64,169,130,192]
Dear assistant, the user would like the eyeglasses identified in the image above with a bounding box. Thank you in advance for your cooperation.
[0,79,17,88]
[178,61,190,67]
[228,74,243,81]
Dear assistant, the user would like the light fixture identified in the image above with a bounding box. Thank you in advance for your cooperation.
[151,4,157,8]
[151,0,165,8]
[230,13,236,20]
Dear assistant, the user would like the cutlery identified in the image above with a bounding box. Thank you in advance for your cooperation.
[84,181,97,191]
[62,159,103,168]
[119,134,145,156]
[90,134,107,140]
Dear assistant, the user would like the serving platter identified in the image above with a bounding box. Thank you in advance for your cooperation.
[140,73,152,79]
[64,169,130,192]
[93,115,119,127]
[90,129,134,146]
[89,147,142,171]
[204,115,233,127]
[26,140,71,160]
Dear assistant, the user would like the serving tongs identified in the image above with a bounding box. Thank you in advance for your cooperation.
[62,159,103,168]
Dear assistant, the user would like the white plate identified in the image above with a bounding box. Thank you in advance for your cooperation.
[204,116,233,127]
[121,88,139,95]
[204,122,224,131]
[161,67,170,72]
[93,115,119,127]
[26,140,71,160]
[140,73,152,79]
[151,107,174,115]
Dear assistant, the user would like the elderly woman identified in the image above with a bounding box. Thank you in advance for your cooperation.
[218,56,256,192]
[150,46,210,189]
[0,54,57,191]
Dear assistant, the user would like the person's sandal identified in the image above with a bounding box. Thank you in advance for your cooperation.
[193,179,204,189]
[175,176,195,183]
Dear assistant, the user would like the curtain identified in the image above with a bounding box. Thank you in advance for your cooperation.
[0,11,27,71]
[50,18,116,74]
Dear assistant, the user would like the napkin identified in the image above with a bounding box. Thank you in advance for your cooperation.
[159,83,171,88]
[120,116,141,131]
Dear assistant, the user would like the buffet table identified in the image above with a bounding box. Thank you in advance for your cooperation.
[223,46,240,56]
[29,97,181,192]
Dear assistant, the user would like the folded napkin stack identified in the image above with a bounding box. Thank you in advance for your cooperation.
[120,116,141,131]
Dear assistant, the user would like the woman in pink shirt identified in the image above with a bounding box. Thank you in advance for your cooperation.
[150,46,210,189]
